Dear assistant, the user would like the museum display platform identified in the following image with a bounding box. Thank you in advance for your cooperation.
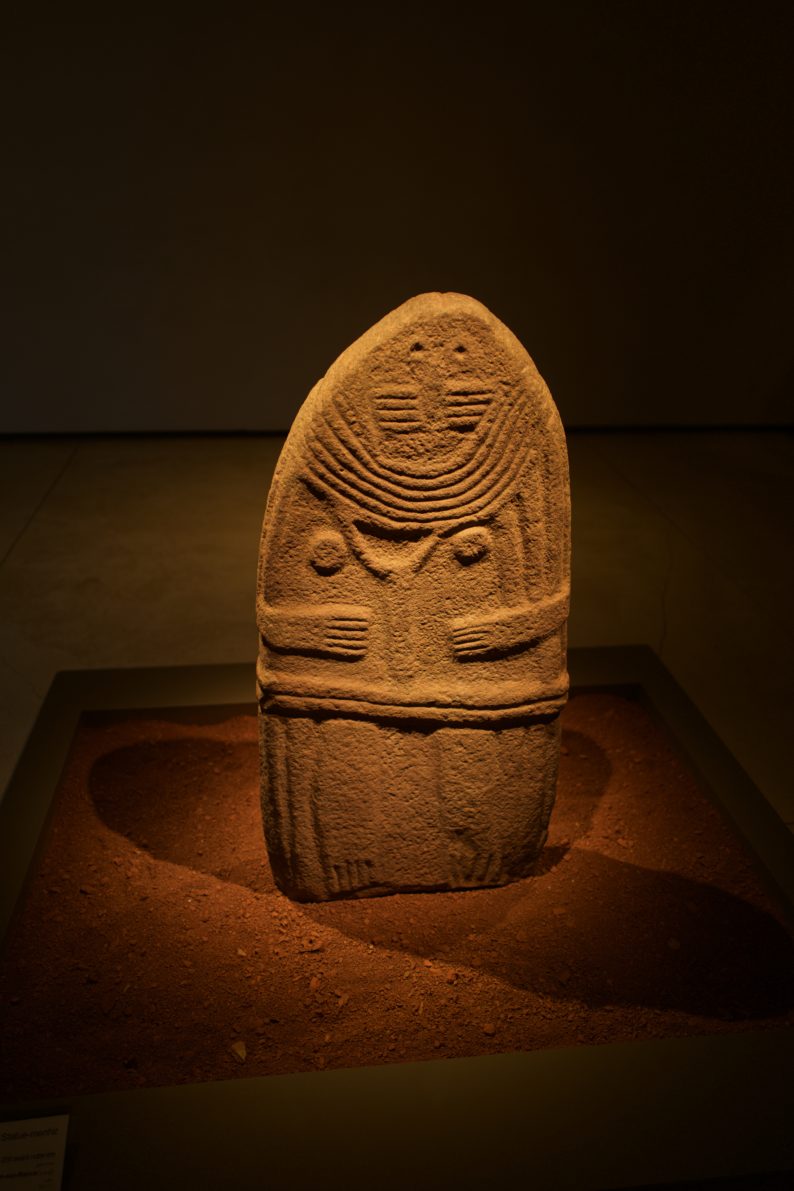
[1,646,793,1190]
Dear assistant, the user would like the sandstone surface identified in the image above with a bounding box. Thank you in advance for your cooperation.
[256,293,570,900]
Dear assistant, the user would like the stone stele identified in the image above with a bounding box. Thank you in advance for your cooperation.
[256,292,570,901]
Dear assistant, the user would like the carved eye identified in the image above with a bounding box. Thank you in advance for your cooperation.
[310,530,346,574]
[452,527,491,565]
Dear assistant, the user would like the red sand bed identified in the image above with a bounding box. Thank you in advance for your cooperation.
[1,691,793,1099]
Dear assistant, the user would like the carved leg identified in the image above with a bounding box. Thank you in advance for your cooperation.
[436,717,559,886]
[261,711,560,900]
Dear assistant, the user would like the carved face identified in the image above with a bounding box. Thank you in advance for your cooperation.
[363,320,504,467]
[303,312,537,531]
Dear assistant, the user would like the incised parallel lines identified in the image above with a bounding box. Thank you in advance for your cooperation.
[311,399,528,504]
[329,392,519,484]
[305,418,532,524]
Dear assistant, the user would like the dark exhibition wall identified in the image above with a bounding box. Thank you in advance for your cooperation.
[2,3,793,433]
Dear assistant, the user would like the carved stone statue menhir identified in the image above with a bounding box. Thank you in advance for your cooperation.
[256,293,570,900]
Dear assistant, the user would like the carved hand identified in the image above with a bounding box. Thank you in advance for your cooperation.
[320,611,370,659]
[451,616,513,660]
[450,591,569,661]
[258,600,371,661]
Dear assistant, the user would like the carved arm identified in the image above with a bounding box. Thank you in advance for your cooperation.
[258,600,372,660]
[450,590,569,660]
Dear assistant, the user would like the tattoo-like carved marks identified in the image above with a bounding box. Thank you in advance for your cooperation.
[373,390,421,435]
[372,386,495,438]
[444,388,493,432]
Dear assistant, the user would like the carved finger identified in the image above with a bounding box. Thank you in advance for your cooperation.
[325,639,366,655]
[453,628,488,643]
[455,641,488,656]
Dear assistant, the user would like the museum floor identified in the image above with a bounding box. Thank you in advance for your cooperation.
[0,429,791,837]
